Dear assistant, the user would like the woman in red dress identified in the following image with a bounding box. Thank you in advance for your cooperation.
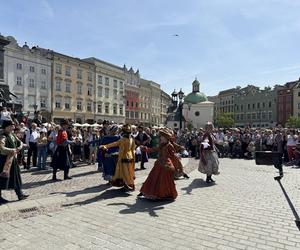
[138,128,178,200]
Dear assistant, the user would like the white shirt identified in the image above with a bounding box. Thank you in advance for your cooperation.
[1,111,11,121]
[25,129,40,144]
[287,134,298,146]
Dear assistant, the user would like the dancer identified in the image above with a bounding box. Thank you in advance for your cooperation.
[138,128,178,200]
[51,119,72,181]
[0,120,28,204]
[99,125,121,184]
[198,122,220,183]
[100,124,135,191]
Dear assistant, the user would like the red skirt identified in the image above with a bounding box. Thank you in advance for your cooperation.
[140,161,177,200]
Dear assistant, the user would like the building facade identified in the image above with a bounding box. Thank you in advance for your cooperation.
[140,79,151,126]
[4,36,52,116]
[161,90,172,125]
[292,79,300,119]
[234,85,277,128]
[218,88,237,114]
[277,81,297,126]
[149,80,161,126]
[51,52,95,124]
[84,58,125,124]
[124,66,140,124]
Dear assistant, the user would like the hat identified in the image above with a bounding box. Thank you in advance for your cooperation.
[122,124,132,133]
[109,124,119,134]
[2,120,15,129]
[138,125,143,129]
[159,128,172,140]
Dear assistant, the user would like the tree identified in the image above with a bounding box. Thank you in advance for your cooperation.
[286,116,300,128]
[215,113,234,128]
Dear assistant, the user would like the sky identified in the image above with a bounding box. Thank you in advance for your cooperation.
[1,0,300,96]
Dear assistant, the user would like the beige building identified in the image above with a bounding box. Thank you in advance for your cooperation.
[161,90,172,125]
[292,79,300,118]
[149,80,162,126]
[51,52,95,123]
[84,58,125,124]
[218,88,237,114]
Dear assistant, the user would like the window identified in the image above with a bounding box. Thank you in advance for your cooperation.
[240,114,244,120]
[40,98,46,108]
[88,72,93,81]
[136,102,138,108]
[16,63,22,70]
[241,105,243,111]
[120,90,124,99]
[16,76,22,86]
[77,100,82,111]
[66,82,71,93]
[130,111,134,118]
[257,112,261,119]
[298,92,300,97]
[28,96,35,107]
[29,79,35,88]
[105,88,109,98]
[262,112,266,119]
[77,83,82,94]
[131,101,134,107]
[113,89,117,99]
[195,111,200,116]
[77,69,82,79]
[119,104,123,115]
[113,104,117,114]
[248,104,250,110]
[97,103,102,113]
[113,79,118,88]
[268,101,272,108]
[105,77,109,86]
[87,102,92,112]
[41,81,46,89]
[263,102,265,108]
[120,81,123,89]
[135,112,139,118]
[298,103,300,109]
[56,80,61,91]
[257,103,260,109]
[105,103,109,114]
[252,103,255,109]
[269,112,272,120]
[98,75,102,84]
[55,97,61,109]
[97,86,103,97]
[65,66,71,76]
[88,86,93,96]
[29,66,35,73]
[65,97,71,109]
[247,113,251,120]
[126,111,129,118]
[141,113,143,119]
[56,64,62,74]
[252,113,256,120]
[126,100,129,106]
[236,114,240,120]
[41,68,46,75]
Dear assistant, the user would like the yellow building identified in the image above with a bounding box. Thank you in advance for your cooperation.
[51,52,95,123]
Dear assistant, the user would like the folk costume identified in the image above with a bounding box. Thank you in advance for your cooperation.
[98,125,121,183]
[139,128,178,200]
[51,120,72,181]
[100,124,136,191]
[135,126,151,169]
[198,122,220,183]
[0,120,28,204]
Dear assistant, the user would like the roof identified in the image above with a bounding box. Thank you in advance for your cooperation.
[184,92,208,104]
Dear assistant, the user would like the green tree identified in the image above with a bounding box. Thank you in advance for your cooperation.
[215,113,234,128]
[286,116,300,128]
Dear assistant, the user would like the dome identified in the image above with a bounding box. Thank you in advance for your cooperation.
[184,92,208,104]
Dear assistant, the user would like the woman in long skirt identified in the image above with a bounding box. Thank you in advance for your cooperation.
[198,122,220,183]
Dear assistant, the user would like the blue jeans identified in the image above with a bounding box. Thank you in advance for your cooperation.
[37,146,48,169]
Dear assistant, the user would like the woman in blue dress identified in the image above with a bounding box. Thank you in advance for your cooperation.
[98,125,121,184]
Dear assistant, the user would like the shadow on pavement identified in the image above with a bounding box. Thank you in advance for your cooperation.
[70,170,99,178]
[107,198,173,217]
[62,188,131,207]
[181,178,216,194]
[51,184,110,197]
[22,179,58,189]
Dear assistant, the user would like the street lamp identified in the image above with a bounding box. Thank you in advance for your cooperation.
[178,89,184,130]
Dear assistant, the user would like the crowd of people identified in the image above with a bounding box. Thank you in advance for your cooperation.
[1,107,298,205]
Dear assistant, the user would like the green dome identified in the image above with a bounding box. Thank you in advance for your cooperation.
[184,92,208,104]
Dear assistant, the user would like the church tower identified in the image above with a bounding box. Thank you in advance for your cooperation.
[192,78,200,93]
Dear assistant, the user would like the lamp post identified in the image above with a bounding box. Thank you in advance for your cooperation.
[178,89,184,130]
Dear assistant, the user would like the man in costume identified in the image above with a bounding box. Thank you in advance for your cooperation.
[100,124,136,191]
[51,119,72,181]
[0,120,28,204]
[135,125,151,170]
[25,122,39,169]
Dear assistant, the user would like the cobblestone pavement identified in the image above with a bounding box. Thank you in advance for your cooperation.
[1,158,300,249]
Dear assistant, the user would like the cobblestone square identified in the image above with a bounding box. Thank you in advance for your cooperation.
[0,158,300,249]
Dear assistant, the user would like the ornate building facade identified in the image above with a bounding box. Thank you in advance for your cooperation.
[3,36,52,116]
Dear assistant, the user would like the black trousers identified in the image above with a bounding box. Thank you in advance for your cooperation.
[27,142,37,167]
